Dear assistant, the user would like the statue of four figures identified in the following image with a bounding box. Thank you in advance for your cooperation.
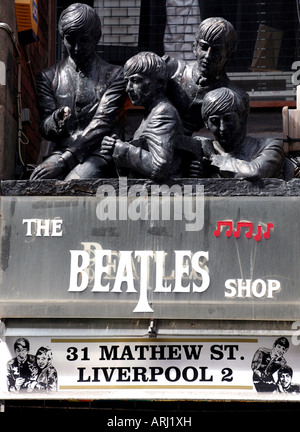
[30,3,292,182]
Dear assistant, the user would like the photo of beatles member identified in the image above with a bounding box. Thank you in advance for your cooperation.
[7,338,57,393]
[251,337,296,393]
[276,366,300,394]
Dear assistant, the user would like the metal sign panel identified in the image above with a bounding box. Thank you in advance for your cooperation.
[1,187,300,320]
[1,334,300,401]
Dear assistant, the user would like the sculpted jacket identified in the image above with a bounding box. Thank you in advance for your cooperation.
[208,136,286,180]
[112,96,183,181]
[37,55,127,164]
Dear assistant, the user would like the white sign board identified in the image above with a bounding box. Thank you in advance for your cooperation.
[1,335,300,401]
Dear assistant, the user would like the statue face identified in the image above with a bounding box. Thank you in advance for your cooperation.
[125,73,157,107]
[194,39,228,78]
[207,111,242,149]
[63,29,97,66]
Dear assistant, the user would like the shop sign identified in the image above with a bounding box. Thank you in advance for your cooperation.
[1,182,300,320]
[1,335,300,400]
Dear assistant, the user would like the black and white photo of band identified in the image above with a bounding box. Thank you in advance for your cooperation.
[251,337,300,394]
[7,338,58,393]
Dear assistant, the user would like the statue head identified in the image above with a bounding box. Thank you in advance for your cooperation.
[193,17,237,79]
[124,51,167,107]
[202,87,247,150]
[58,3,102,66]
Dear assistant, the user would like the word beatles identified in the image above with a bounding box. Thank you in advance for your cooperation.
[68,242,281,312]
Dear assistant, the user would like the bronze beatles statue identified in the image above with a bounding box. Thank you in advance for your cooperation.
[30,3,127,180]
[100,52,183,181]
[163,16,289,180]
[194,87,290,180]
[32,5,287,182]
[163,17,250,136]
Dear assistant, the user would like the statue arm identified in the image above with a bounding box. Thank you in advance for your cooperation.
[211,139,284,180]
[37,70,69,141]
[113,139,170,181]
[112,107,178,181]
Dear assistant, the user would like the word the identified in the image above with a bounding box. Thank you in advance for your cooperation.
[23,218,63,236]
[225,278,281,298]
[214,220,273,241]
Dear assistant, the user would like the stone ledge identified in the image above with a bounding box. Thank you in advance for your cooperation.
[1,178,300,196]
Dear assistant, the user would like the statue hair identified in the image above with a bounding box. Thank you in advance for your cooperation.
[194,17,237,60]
[58,3,102,42]
[124,52,167,89]
[201,87,245,122]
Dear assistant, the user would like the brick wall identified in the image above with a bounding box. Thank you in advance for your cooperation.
[95,0,141,47]
[94,0,201,61]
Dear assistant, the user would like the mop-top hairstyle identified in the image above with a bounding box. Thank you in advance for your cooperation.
[194,17,237,61]
[36,346,53,364]
[14,337,30,351]
[273,337,290,350]
[201,87,245,122]
[124,52,168,90]
[58,3,102,42]
[278,365,293,379]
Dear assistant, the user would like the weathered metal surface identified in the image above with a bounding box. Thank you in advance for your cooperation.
[3,178,300,196]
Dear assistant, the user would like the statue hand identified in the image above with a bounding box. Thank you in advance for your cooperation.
[30,157,67,180]
[100,134,119,157]
[54,106,71,128]
[188,160,204,178]
[210,154,227,169]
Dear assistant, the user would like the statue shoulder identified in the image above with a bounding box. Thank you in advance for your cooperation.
[162,54,192,80]
[252,136,283,150]
[38,64,56,83]
[94,56,124,81]
[37,58,69,84]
